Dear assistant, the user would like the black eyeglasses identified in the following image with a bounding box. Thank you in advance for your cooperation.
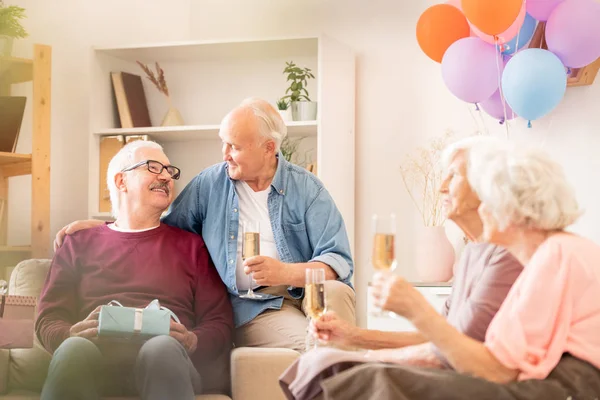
[121,160,181,180]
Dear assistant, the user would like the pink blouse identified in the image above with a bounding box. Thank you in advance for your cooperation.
[485,233,600,380]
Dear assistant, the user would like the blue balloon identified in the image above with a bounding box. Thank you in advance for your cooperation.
[500,13,537,55]
[502,48,567,122]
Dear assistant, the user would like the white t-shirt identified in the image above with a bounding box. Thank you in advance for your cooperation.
[235,181,280,291]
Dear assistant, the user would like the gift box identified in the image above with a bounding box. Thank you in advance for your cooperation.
[97,300,179,340]
[0,295,37,349]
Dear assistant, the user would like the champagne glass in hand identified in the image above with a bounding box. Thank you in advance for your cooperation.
[370,213,397,317]
[305,268,326,350]
[240,220,265,299]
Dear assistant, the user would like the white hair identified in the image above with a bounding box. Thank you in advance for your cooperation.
[238,97,287,152]
[441,135,507,172]
[468,145,581,231]
[106,140,164,219]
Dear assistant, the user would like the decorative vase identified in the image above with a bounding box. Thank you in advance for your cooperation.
[161,98,184,127]
[414,226,455,283]
[278,108,293,122]
[291,101,318,121]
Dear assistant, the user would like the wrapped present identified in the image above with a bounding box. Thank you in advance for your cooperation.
[0,294,37,349]
[98,299,179,340]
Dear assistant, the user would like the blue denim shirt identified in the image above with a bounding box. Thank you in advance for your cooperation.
[162,154,354,327]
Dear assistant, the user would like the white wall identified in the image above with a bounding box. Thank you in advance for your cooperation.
[189,0,600,326]
[6,0,192,247]
[7,0,600,327]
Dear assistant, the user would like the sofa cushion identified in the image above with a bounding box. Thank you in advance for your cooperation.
[7,260,52,391]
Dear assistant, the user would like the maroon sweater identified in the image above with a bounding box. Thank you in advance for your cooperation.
[35,223,233,369]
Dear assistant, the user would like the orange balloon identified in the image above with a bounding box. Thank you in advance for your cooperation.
[461,0,523,36]
[416,4,471,63]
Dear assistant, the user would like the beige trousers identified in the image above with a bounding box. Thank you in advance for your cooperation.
[234,280,356,353]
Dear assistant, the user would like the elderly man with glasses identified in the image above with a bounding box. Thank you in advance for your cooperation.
[36,140,233,400]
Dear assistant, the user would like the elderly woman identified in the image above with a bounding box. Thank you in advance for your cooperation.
[279,137,524,399]
[287,143,600,400]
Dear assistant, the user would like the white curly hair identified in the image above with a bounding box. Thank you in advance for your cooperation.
[468,144,581,231]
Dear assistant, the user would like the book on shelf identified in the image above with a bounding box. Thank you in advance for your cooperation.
[110,72,152,129]
[0,97,27,152]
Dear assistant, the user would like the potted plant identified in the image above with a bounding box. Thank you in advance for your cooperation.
[280,136,305,163]
[0,3,28,57]
[275,97,292,122]
[281,61,317,121]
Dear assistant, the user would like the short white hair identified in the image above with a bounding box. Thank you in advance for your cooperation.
[441,135,507,171]
[238,97,287,152]
[468,145,581,231]
[106,140,164,219]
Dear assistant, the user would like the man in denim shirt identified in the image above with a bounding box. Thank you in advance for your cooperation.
[162,98,355,352]
[55,98,355,352]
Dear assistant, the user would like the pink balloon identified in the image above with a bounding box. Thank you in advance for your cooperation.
[442,37,503,103]
[480,89,517,123]
[471,1,527,44]
[527,0,565,21]
[546,0,600,68]
[446,0,478,37]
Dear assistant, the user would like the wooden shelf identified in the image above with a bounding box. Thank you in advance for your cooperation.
[0,152,32,177]
[94,37,318,63]
[0,152,31,166]
[0,246,31,253]
[93,121,318,142]
[0,56,33,85]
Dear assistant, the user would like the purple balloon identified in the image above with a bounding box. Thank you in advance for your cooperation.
[442,37,503,103]
[546,0,600,68]
[480,90,517,123]
[527,0,565,21]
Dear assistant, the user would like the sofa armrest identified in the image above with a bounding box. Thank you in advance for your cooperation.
[231,347,300,400]
[0,349,8,394]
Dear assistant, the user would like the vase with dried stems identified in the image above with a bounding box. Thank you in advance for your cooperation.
[137,61,184,127]
[399,130,455,282]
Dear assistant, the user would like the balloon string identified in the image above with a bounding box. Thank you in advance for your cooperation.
[494,36,510,139]
[476,105,490,135]
[468,104,483,134]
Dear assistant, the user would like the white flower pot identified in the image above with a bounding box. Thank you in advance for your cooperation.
[278,108,293,122]
[291,101,317,121]
[0,36,14,57]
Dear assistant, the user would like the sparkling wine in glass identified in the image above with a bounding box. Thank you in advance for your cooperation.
[370,214,397,317]
[240,220,265,299]
[305,268,326,350]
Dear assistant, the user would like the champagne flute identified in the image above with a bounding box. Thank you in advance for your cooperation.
[305,268,326,350]
[240,220,265,299]
[370,213,397,317]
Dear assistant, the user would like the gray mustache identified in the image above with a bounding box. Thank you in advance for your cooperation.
[149,182,170,195]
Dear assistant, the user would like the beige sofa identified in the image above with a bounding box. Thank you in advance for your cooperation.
[0,259,300,400]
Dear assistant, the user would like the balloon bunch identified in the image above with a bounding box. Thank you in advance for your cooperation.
[417,0,600,126]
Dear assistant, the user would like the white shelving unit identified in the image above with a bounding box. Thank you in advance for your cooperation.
[88,35,355,251]
[93,120,317,142]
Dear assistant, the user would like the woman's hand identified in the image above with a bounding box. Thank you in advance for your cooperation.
[371,272,429,321]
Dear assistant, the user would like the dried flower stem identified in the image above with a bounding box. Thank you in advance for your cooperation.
[399,130,453,227]
[137,61,170,98]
